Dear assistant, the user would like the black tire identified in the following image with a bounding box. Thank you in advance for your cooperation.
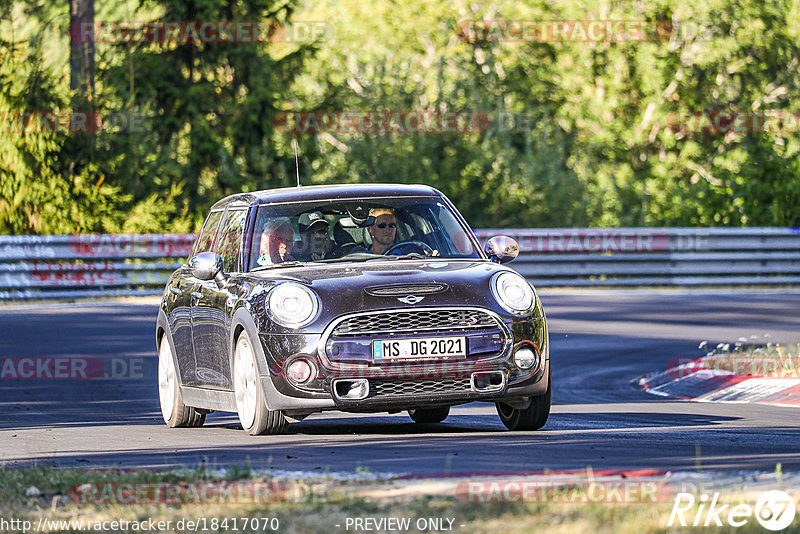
[408,406,450,423]
[248,406,289,436]
[158,335,205,428]
[232,330,288,435]
[495,370,551,431]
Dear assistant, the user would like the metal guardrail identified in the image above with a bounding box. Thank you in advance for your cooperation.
[475,228,800,286]
[1,228,799,299]
[0,234,193,300]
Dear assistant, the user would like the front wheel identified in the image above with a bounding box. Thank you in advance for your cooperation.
[232,331,288,435]
[158,335,205,428]
[408,406,450,423]
[495,372,551,431]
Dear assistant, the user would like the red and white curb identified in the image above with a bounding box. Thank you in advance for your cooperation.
[638,359,800,406]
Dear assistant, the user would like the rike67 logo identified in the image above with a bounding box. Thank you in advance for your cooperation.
[669,490,796,531]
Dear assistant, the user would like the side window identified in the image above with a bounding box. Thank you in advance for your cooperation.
[215,209,247,273]
[434,204,477,256]
[193,210,224,256]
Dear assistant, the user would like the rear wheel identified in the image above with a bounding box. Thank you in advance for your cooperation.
[158,335,205,428]
[496,371,551,431]
[408,406,450,423]
[232,331,288,435]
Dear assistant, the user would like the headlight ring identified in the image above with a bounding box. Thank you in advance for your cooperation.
[267,283,320,328]
[491,271,535,315]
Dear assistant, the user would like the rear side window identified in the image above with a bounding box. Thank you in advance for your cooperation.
[193,210,224,255]
[215,209,247,272]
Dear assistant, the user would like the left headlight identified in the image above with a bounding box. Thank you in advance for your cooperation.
[268,283,320,328]
[491,271,535,315]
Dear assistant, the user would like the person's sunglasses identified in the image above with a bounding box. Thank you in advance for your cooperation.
[376,223,396,229]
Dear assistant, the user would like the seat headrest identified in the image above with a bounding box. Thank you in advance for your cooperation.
[333,219,357,245]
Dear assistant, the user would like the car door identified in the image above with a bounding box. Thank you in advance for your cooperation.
[179,209,225,387]
[192,207,247,390]
[165,266,197,384]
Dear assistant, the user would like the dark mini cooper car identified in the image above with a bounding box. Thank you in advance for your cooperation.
[156,184,550,434]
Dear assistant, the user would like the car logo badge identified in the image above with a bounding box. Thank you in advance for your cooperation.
[398,295,424,304]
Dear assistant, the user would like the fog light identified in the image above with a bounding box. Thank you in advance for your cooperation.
[287,359,315,384]
[514,347,538,370]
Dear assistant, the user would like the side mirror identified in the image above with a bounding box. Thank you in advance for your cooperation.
[188,252,226,286]
[485,236,519,264]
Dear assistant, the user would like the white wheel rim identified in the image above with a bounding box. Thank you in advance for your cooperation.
[497,403,514,420]
[234,335,258,430]
[158,338,176,422]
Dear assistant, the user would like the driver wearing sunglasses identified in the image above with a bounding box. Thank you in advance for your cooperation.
[365,208,398,255]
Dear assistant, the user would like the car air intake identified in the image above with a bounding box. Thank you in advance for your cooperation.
[471,371,505,393]
[364,283,448,297]
[332,379,369,400]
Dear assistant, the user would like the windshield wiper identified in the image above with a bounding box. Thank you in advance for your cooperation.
[317,254,376,263]
[381,253,428,260]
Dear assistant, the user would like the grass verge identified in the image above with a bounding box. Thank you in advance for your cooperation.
[696,339,800,378]
[1,466,798,533]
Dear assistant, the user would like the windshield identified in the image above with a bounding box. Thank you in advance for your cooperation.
[247,196,480,270]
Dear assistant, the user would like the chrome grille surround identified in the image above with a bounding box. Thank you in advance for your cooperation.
[332,372,509,404]
[331,308,498,337]
[318,307,512,369]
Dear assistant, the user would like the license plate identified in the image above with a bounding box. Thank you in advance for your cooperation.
[372,337,467,360]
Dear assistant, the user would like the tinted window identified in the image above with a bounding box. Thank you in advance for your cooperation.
[193,210,224,255]
[215,209,247,272]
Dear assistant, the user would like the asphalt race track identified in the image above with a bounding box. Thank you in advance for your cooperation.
[2,290,800,476]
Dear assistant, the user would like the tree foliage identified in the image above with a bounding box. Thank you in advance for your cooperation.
[1,0,799,233]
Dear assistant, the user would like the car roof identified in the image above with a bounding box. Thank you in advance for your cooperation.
[210,183,443,210]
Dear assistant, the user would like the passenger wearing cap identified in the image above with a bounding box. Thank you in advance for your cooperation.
[292,211,334,261]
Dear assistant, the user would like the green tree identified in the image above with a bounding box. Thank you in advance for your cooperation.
[3,0,800,233]
[100,0,315,228]
[0,2,124,234]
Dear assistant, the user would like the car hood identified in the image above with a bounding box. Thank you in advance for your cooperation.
[242,259,517,330]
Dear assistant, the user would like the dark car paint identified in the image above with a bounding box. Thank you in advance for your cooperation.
[157,184,549,415]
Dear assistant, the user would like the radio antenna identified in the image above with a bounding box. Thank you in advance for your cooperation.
[293,139,301,187]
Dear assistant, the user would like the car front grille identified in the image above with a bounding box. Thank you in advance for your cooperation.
[331,308,499,337]
[368,378,473,399]
[364,283,448,297]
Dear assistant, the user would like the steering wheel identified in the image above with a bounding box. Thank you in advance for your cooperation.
[384,240,435,256]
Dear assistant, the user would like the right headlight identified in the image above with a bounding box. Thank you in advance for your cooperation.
[491,271,535,315]
[267,283,319,328]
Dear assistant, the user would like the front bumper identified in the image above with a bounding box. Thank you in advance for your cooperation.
[257,308,548,412]
[259,358,549,412]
